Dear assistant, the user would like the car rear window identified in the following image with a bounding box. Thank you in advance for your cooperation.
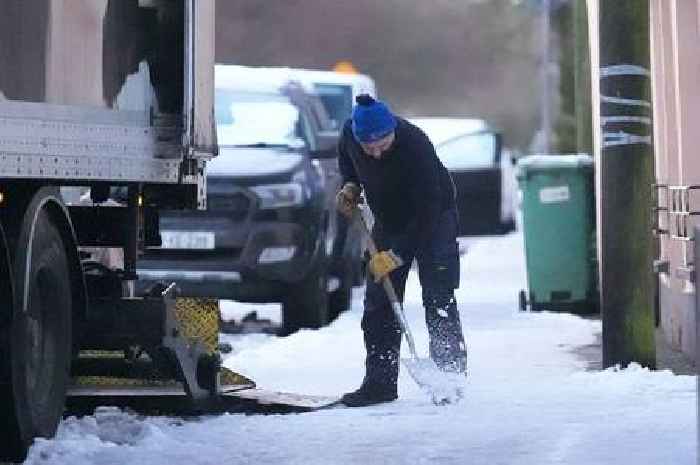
[436,132,497,171]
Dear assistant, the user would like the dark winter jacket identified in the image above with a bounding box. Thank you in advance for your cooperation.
[338,117,456,257]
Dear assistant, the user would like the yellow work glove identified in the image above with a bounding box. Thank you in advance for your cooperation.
[335,182,363,218]
[368,250,403,282]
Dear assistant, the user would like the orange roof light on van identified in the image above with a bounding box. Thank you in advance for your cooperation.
[333,61,359,75]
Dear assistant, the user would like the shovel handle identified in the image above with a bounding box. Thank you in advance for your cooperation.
[351,208,419,358]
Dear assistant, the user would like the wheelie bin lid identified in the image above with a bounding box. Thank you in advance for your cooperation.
[517,154,593,175]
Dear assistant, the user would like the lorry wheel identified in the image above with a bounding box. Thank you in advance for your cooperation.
[282,253,329,335]
[1,204,73,461]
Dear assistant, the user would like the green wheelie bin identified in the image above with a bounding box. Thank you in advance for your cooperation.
[516,154,597,314]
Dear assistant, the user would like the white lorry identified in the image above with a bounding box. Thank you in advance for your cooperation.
[0,1,219,460]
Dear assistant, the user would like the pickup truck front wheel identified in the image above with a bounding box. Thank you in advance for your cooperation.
[329,227,363,320]
[281,248,329,335]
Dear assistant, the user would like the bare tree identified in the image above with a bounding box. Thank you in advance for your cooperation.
[216,1,542,149]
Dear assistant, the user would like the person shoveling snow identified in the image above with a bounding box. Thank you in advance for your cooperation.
[335,94,468,407]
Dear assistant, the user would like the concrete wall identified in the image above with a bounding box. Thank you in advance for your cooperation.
[649,0,700,363]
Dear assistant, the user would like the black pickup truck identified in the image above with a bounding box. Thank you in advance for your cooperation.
[138,70,363,334]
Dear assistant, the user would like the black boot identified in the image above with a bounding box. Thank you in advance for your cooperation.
[341,344,400,407]
[425,291,468,376]
[340,378,398,407]
[346,270,403,407]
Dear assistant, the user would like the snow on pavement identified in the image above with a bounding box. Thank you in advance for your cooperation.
[25,232,696,465]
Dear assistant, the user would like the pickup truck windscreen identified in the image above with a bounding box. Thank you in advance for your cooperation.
[215,90,307,149]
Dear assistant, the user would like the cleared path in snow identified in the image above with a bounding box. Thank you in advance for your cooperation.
[25,232,696,465]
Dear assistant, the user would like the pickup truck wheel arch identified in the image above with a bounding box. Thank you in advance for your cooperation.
[281,230,330,335]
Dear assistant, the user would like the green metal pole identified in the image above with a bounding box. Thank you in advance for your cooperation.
[597,0,656,369]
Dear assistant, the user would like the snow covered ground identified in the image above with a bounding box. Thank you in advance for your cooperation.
[25,231,696,465]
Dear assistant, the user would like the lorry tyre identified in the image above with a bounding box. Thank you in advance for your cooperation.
[282,246,329,335]
[0,200,73,461]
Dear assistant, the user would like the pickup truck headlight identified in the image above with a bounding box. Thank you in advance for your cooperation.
[250,183,304,209]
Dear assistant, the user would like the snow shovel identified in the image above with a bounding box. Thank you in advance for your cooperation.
[351,207,465,405]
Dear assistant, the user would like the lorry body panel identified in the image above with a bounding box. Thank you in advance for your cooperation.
[0,0,216,185]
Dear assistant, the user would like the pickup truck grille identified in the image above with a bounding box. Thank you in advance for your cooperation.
[207,192,251,221]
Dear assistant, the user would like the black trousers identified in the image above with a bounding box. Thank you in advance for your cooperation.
[362,208,467,389]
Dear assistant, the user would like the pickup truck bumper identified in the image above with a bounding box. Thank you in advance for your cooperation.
[137,220,320,301]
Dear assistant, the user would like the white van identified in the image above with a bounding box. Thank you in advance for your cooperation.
[214,65,377,131]
[281,68,377,130]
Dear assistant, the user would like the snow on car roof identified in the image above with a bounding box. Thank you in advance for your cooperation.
[409,117,489,146]
[271,67,376,94]
[215,64,376,97]
[215,65,295,93]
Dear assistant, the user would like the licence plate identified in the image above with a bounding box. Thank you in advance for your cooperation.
[160,231,215,250]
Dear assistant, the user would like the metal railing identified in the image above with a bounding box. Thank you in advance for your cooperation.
[652,184,700,282]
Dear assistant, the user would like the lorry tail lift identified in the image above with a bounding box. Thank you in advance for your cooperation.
[67,289,337,417]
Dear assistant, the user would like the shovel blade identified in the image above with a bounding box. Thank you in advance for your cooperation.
[401,357,466,405]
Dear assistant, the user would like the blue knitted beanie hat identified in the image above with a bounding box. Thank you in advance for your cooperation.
[351,94,397,143]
